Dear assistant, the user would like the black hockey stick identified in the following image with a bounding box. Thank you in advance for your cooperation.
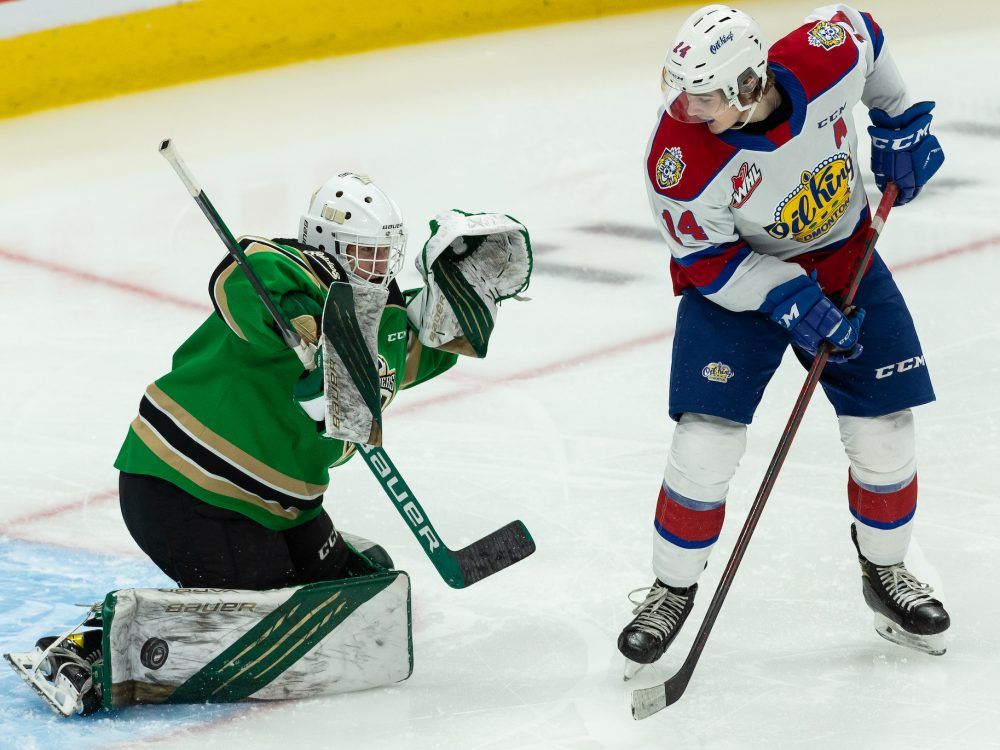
[631,182,900,719]
[159,139,535,588]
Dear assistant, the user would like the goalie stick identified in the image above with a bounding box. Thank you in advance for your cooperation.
[631,182,900,720]
[159,139,535,589]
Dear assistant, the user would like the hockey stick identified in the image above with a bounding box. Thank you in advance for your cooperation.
[159,139,535,589]
[631,182,900,720]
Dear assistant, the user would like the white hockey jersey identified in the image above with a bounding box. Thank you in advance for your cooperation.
[645,5,911,312]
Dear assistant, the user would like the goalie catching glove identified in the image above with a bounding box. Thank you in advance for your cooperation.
[408,210,531,358]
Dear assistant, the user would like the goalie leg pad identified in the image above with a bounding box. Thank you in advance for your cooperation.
[104,572,411,709]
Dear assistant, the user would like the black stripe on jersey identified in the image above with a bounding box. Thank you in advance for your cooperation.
[137,396,322,513]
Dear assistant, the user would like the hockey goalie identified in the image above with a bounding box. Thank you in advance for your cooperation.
[5,171,532,716]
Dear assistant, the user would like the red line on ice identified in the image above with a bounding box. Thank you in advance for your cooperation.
[0,247,210,312]
[0,489,118,532]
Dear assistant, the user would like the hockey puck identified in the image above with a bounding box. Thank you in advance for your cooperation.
[139,637,169,670]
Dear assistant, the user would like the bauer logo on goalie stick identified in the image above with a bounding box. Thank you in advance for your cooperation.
[702,362,734,383]
[656,147,686,190]
[807,20,847,50]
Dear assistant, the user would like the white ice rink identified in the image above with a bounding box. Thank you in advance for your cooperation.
[1,1,998,747]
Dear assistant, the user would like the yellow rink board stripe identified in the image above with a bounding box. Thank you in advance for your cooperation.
[2,0,687,120]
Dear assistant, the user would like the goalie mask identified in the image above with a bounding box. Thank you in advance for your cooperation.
[299,173,407,286]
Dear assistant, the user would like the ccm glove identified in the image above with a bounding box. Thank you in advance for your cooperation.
[868,101,944,206]
[762,273,865,363]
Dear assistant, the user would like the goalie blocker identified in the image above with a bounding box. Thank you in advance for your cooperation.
[5,551,411,716]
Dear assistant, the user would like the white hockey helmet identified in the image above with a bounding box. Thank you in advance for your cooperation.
[661,5,768,123]
[299,172,406,286]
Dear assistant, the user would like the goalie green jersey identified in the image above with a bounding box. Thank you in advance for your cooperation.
[115,238,457,531]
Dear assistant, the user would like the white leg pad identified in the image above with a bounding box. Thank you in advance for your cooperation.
[105,572,411,709]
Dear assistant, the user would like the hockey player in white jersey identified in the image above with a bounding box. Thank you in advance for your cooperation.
[618,4,949,674]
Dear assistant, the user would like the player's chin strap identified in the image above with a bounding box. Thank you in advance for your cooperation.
[409,210,533,358]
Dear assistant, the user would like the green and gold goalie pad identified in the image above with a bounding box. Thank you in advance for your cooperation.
[6,564,411,715]
[101,570,411,709]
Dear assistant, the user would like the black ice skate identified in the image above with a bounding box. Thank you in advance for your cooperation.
[5,622,104,716]
[617,579,697,680]
[851,523,950,656]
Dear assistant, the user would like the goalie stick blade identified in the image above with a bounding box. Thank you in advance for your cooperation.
[630,669,691,720]
[449,520,535,588]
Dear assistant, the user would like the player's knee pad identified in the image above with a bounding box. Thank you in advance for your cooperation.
[839,409,916,486]
[665,413,747,502]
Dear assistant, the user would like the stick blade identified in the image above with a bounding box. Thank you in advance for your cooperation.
[450,520,535,587]
[630,683,667,720]
[630,668,691,720]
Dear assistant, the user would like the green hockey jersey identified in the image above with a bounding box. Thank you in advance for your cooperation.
[115,238,457,530]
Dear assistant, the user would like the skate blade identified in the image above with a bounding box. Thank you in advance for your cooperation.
[873,613,946,656]
[623,659,647,682]
[4,651,81,717]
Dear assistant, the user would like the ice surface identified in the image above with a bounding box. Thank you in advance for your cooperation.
[1,1,998,747]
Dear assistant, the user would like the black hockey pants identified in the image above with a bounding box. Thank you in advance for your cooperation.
[119,471,351,589]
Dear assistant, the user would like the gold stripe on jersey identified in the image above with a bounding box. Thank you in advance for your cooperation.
[401,336,424,389]
[130,416,303,522]
[211,240,326,341]
[212,260,248,341]
[146,383,327,500]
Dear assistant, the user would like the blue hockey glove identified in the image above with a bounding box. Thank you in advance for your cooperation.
[293,347,325,422]
[868,101,944,206]
[762,274,865,363]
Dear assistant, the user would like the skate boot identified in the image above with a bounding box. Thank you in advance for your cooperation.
[6,628,104,716]
[617,579,697,680]
[851,523,950,655]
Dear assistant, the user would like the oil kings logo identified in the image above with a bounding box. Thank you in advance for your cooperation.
[765,154,854,243]
[655,147,686,190]
[702,362,735,383]
[807,20,847,50]
[377,354,397,408]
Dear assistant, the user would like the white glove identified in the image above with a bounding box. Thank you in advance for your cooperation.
[408,210,531,358]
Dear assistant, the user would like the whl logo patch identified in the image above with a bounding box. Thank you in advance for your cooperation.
[807,21,847,50]
[655,147,686,190]
[730,162,763,208]
[765,153,854,243]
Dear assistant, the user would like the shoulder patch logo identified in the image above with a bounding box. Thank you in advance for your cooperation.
[807,20,847,50]
[702,362,734,383]
[730,162,763,208]
[655,147,686,190]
